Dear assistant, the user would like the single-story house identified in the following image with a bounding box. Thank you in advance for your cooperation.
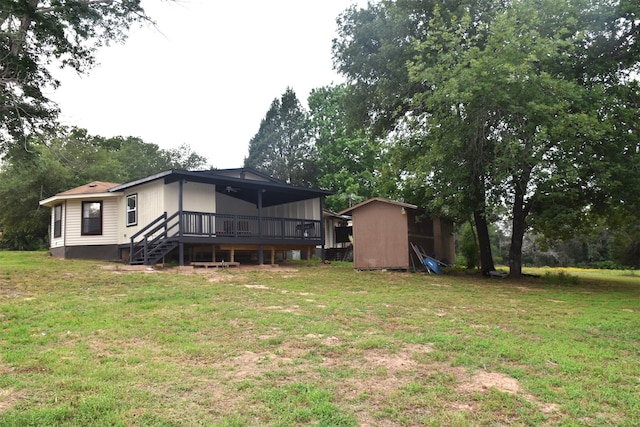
[39,168,332,266]
[338,197,455,271]
[322,209,352,261]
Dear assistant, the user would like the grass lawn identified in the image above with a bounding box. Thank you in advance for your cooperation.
[1,252,639,426]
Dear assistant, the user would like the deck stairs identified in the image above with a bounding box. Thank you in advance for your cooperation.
[129,212,179,265]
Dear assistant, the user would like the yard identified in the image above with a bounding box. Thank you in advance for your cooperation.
[1,252,639,426]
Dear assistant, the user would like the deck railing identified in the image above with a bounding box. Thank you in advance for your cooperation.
[180,211,321,240]
[130,211,321,265]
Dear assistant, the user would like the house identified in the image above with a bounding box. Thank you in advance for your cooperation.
[322,210,352,261]
[39,168,332,266]
[338,197,455,271]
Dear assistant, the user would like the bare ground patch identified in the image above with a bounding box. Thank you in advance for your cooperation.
[0,387,22,413]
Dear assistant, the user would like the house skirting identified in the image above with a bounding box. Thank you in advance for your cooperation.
[50,245,119,261]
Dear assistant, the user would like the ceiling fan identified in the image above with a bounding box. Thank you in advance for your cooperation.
[225,186,240,193]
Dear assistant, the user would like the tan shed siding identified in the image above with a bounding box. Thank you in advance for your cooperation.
[65,198,120,246]
[352,201,409,270]
[118,180,165,244]
[264,198,320,220]
[182,181,216,212]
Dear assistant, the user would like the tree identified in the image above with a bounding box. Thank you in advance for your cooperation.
[333,0,498,273]
[0,142,71,249]
[307,84,382,212]
[244,88,314,185]
[335,0,640,277]
[0,0,153,152]
[0,127,208,249]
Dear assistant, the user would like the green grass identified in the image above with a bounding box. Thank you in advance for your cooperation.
[1,252,639,426]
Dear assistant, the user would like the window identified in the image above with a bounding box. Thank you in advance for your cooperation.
[126,194,137,226]
[82,201,102,235]
[53,204,62,238]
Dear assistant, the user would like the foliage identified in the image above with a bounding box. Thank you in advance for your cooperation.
[244,88,314,185]
[0,0,155,153]
[457,221,479,270]
[307,84,383,212]
[611,225,640,269]
[333,0,500,274]
[0,127,208,249]
[333,0,640,278]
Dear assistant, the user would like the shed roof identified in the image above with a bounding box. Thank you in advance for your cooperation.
[337,197,417,216]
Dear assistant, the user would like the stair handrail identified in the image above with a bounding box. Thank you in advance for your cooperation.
[130,212,180,264]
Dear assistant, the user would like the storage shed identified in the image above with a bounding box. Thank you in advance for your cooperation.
[338,198,455,271]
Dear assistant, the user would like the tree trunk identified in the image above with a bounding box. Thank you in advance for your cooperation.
[474,210,495,275]
[509,169,532,279]
[509,197,526,279]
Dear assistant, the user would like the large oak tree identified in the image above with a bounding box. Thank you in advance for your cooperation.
[333,0,640,277]
[0,0,154,152]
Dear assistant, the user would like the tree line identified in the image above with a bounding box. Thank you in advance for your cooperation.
[1,1,639,273]
[0,128,207,249]
[245,0,640,274]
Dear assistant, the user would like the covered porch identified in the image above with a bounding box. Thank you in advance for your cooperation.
[118,169,330,266]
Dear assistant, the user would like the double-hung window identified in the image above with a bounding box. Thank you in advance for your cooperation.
[53,204,62,238]
[81,201,103,235]
[126,194,137,226]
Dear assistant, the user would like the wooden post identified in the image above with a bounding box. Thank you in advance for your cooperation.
[178,179,184,266]
[270,248,275,265]
[212,245,216,262]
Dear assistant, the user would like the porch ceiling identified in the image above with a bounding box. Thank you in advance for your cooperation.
[164,170,331,208]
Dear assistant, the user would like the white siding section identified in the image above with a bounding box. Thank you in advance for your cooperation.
[65,197,120,246]
[118,180,165,244]
[264,198,320,220]
[182,182,216,213]
[118,180,217,244]
[217,192,258,215]
[164,181,179,215]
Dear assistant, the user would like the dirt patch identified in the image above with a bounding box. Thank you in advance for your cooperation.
[456,370,561,415]
[244,284,269,289]
[458,371,521,394]
[0,388,21,412]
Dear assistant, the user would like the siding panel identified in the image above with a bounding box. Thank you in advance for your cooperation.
[65,198,120,246]
[119,180,165,243]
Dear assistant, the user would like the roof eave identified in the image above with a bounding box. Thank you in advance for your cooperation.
[39,192,121,207]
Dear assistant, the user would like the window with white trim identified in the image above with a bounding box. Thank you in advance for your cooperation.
[54,204,62,238]
[126,194,137,226]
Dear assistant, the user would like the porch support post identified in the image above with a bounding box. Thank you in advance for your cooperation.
[178,179,185,266]
[320,196,326,262]
[257,188,264,265]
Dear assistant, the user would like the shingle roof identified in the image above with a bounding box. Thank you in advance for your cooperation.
[58,181,121,196]
[338,197,418,216]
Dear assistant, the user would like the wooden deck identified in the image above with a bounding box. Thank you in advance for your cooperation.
[191,261,240,269]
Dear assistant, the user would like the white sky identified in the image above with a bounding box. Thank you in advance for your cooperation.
[50,0,362,169]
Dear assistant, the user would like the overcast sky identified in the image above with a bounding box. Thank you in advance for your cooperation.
[49,0,362,169]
